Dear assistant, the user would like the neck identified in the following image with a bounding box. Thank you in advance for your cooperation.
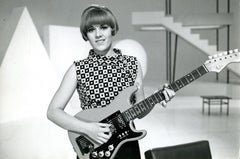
[93,45,114,57]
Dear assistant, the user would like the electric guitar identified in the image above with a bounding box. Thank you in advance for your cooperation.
[68,49,240,159]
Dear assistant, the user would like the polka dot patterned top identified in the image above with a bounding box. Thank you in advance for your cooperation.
[74,48,138,110]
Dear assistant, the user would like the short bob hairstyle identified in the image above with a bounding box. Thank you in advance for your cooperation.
[80,5,119,41]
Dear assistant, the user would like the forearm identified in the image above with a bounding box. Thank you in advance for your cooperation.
[135,84,145,103]
[46,63,87,133]
[47,107,112,145]
[47,108,88,134]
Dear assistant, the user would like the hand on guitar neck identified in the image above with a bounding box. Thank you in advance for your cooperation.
[159,84,176,107]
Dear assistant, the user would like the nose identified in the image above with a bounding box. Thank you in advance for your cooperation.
[95,28,102,38]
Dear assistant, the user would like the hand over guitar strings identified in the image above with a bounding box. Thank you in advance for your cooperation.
[160,84,176,107]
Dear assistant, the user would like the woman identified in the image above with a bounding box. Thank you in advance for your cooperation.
[47,5,175,159]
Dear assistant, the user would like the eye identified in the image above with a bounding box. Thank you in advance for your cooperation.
[87,27,95,33]
[100,24,110,30]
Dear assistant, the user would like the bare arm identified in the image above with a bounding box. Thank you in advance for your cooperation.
[134,61,145,104]
[47,64,111,144]
[47,64,83,131]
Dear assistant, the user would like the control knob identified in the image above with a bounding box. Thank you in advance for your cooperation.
[91,152,97,158]
[105,151,111,157]
[108,144,114,151]
[98,151,104,157]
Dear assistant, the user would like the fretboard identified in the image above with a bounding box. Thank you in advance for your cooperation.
[122,65,208,122]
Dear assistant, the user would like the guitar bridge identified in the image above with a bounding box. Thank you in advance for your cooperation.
[76,136,94,155]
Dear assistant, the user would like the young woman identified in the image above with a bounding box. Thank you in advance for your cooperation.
[47,5,175,159]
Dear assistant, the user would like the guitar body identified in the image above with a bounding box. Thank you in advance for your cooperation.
[68,86,147,159]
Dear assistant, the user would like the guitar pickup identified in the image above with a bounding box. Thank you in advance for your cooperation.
[76,136,94,155]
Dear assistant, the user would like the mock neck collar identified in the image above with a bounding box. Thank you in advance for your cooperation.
[89,48,122,59]
[88,48,125,65]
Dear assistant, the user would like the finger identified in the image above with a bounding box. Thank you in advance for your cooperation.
[165,88,175,98]
[96,138,105,145]
[160,101,167,107]
[98,126,111,135]
[99,137,108,144]
[94,135,104,145]
[101,132,112,140]
[170,90,176,98]
[97,133,110,143]
[98,123,111,128]
[163,83,169,88]
[163,90,170,102]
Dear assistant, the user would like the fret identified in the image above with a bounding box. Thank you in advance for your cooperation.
[170,82,179,91]
[175,80,184,89]
[153,92,162,103]
[198,65,208,75]
[184,74,190,83]
[129,108,137,118]
[159,92,165,101]
[192,70,200,79]
[138,102,147,112]
[147,96,155,106]
[133,105,142,116]
[121,65,210,122]
[124,111,133,121]
[180,77,189,86]
[196,68,201,77]
[167,66,208,94]
[154,91,161,101]
[186,73,195,82]
[151,94,159,104]
[143,99,151,109]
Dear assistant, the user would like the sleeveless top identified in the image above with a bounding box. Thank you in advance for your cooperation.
[74,48,139,110]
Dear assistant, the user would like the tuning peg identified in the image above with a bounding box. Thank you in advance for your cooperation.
[213,54,218,58]
[228,50,233,54]
[218,53,223,56]
[234,49,239,53]
[208,55,213,59]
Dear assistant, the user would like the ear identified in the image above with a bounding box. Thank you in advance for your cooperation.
[111,29,116,36]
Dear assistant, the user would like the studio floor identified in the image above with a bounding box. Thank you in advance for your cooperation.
[0,87,239,159]
[136,89,240,159]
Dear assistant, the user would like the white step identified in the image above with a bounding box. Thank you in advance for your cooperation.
[132,11,240,76]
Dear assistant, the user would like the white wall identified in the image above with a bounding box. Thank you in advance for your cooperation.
[0,0,239,84]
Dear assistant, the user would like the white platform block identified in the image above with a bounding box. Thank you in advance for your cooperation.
[0,7,58,122]
[0,7,75,159]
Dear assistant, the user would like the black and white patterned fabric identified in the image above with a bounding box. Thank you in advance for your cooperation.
[74,48,138,110]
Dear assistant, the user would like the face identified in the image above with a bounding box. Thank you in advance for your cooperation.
[86,24,113,55]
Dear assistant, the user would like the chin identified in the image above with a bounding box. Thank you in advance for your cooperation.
[96,45,111,52]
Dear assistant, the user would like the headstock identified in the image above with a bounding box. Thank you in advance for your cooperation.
[204,49,240,73]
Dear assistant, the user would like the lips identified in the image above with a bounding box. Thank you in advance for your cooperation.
[95,39,105,44]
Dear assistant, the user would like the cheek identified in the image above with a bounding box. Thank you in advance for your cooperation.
[106,32,113,40]
[87,34,94,42]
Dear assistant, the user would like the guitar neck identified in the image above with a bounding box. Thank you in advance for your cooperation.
[122,64,209,122]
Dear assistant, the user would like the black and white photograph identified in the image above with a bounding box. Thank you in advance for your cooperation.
[0,0,240,159]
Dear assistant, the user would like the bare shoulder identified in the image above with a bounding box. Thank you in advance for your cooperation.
[59,63,78,88]
[136,60,143,81]
[65,63,77,78]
